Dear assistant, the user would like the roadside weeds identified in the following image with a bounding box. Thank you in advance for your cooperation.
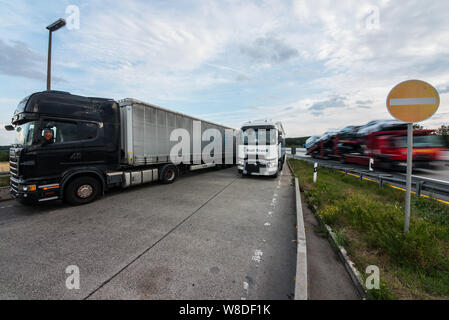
[288,158,449,300]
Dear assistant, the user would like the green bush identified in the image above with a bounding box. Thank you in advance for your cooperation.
[334,228,349,247]
[368,282,397,300]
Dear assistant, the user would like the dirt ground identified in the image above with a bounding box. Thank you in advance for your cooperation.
[0,162,9,172]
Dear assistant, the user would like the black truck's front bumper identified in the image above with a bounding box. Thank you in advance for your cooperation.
[10,177,61,203]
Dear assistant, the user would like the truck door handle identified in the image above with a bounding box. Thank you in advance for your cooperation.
[70,152,82,160]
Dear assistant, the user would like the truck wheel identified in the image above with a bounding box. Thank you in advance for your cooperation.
[64,176,100,206]
[159,164,178,184]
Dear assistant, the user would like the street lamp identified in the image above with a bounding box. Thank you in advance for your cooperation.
[46,18,66,91]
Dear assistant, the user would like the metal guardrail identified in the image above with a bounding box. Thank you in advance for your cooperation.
[0,171,10,178]
[289,155,449,201]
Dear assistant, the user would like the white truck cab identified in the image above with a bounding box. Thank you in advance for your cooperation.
[238,120,286,177]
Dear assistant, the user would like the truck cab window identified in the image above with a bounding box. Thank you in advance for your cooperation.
[41,121,78,144]
[15,122,36,146]
[242,129,277,145]
[78,122,98,140]
[24,123,35,146]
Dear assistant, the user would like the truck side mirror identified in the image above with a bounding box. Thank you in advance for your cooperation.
[4,125,14,131]
[42,128,55,145]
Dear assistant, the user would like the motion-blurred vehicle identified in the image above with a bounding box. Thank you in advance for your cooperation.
[305,120,446,170]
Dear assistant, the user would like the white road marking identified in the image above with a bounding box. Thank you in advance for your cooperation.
[0,205,12,209]
[406,174,449,184]
[252,249,263,263]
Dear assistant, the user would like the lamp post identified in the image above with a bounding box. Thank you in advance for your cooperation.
[46,18,66,91]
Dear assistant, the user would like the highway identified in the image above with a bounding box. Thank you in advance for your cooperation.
[0,167,297,300]
[290,149,449,202]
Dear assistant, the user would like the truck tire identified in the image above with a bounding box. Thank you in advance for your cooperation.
[64,176,101,206]
[159,164,178,184]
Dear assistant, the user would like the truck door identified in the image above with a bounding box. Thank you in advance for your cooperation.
[35,119,83,178]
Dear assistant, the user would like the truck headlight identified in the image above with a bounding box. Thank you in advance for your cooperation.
[267,160,277,168]
[22,185,36,192]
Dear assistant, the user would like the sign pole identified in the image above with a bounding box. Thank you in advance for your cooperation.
[386,80,440,234]
[404,123,413,234]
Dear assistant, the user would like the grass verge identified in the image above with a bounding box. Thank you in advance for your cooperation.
[289,158,449,300]
[0,176,10,187]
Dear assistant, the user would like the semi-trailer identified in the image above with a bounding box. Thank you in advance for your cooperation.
[306,121,446,170]
[237,120,286,177]
[5,91,237,205]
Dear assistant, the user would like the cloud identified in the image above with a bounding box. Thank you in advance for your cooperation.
[355,99,373,105]
[308,95,347,113]
[0,125,15,145]
[1,0,449,139]
[0,39,46,80]
[437,86,449,94]
[239,35,299,64]
[0,39,66,83]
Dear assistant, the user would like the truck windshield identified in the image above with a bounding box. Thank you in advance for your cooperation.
[241,128,277,145]
[14,121,36,146]
[15,95,30,114]
[392,135,445,148]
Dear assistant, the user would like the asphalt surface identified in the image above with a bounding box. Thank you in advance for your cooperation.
[0,167,297,300]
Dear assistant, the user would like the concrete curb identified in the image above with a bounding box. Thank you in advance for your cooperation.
[288,157,367,300]
[312,205,369,300]
[287,159,308,300]
[0,186,11,202]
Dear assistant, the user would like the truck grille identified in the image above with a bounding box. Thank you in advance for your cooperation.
[9,148,20,194]
[245,162,266,172]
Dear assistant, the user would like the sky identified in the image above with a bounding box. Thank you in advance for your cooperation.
[1,0,449,144]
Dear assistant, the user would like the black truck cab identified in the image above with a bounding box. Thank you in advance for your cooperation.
[8,91,120,204]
